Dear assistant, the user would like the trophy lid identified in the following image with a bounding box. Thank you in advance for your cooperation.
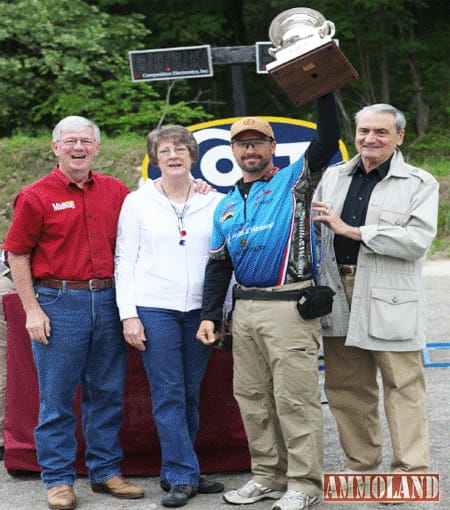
[269,7,329,47]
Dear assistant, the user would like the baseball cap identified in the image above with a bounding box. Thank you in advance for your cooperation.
[230,117,275,141]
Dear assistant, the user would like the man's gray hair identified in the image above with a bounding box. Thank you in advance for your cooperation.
[354,104,406,133]
[52,116,101,143]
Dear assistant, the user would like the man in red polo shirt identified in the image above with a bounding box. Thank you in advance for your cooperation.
[4,116,144,510]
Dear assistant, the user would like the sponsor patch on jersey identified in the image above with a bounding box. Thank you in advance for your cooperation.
[220,210,234,223]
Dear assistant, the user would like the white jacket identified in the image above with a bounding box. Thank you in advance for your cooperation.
[314,150,439,351]
[115,180,224,319]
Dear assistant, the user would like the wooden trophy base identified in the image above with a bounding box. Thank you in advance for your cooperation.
[268,41,359,106]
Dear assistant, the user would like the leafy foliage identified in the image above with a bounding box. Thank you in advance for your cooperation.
[0,0,212,136]
[0,0,448,142]
[34,77,213,136]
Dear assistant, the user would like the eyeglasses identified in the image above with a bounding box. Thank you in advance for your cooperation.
[231,137,273,149]
[59,138,96,146]
[157,146,189,158]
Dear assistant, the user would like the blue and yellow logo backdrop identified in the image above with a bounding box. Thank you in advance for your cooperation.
[142,117,348,193]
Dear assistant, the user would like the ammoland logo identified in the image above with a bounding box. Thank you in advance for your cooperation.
[323,473,440,503]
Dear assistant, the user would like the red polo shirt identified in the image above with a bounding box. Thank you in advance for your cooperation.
[4,166,130,280]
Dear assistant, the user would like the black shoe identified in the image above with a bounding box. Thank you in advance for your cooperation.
[197,477,224,493]
[0,446,4,461]
[161,484,197,508]
[161,477,224,494]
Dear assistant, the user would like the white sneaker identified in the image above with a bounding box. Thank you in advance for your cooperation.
[271,490,319,510]
[223,480,284,505]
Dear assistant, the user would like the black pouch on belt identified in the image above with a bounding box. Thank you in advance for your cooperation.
[296,285,336,319]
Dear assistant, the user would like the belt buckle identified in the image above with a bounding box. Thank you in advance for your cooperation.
[339,265,356,276]
[88,279,100,291]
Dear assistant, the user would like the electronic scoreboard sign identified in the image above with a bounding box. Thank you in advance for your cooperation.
[129,45,213,82]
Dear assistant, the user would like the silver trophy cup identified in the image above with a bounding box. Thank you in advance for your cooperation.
[266,7,358,105]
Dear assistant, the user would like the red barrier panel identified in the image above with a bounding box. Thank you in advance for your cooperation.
[3,291,250,475]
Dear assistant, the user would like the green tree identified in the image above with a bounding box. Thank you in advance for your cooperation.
[269,0,450,143]
[100,0,448,142]
[0,0,212,136]
[1,0,448,142]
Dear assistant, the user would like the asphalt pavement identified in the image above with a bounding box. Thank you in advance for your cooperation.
[0,259,448,510]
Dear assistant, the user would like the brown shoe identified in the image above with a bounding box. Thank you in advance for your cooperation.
[47,485,76,510]
[91,475,144,499]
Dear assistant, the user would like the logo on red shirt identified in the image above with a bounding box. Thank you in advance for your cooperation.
[52,201,75,211]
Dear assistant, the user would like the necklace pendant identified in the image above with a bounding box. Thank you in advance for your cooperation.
[180,229,187,237]
[179,239,186,246]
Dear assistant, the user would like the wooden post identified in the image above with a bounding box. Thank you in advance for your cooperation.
[211,46,257,117]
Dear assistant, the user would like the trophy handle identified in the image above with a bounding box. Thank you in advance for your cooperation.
[318,20,335,39]
[268,46,279,58]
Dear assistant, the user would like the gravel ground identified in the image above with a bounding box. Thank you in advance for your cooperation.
[0,260,448,510]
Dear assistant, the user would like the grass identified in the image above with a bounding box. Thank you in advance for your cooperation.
[0,135,448,257]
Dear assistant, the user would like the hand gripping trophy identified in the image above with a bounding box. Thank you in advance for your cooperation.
[266,7,359,105]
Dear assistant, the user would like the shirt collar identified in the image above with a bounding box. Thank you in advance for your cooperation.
[53,165,95,188]
[350,156,392,179]
[235,166,280,188]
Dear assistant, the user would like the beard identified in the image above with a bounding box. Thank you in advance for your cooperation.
[238,154,272,174]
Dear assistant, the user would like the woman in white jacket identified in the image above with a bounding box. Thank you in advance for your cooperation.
[115,125,224,508]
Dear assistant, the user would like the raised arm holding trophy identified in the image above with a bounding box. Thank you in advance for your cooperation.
[196,7,359,510]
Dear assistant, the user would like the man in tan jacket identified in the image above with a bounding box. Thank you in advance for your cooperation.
[312,104,439,474]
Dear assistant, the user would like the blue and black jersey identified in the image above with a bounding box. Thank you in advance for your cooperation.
[210,155,321,287]
[201,93,340,322]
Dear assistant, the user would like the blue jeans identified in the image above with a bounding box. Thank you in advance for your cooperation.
[32,285,127,488]
[137,307,212,486]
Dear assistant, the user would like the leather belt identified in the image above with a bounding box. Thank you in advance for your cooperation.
[338,265,357,276]
[233,287,305,301]
[34,278,114,291]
